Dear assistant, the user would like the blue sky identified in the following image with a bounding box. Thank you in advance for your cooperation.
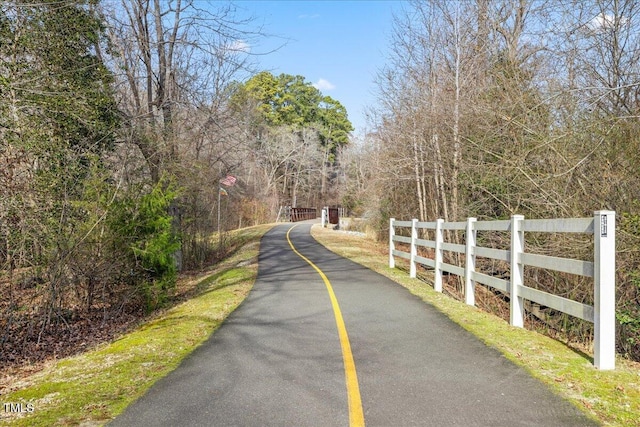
[237,1,402,135]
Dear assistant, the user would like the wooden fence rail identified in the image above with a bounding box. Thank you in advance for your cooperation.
[389,211,616,370]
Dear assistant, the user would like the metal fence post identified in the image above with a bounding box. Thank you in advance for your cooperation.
[410,219,418,278]
[594,210,616,370]
[389,218,396,269]
[510,215,525,328]
[465,217,477,306]
[434,218,444,292]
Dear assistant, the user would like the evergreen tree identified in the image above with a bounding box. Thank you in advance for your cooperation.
[231,71,353,207]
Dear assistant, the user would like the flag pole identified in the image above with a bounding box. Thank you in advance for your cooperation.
[217,175,235,248]
[217,187,221,237]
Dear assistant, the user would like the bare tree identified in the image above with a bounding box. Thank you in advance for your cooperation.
[359,0,640,361]
[101,0,274,268]
[103,0,261,182]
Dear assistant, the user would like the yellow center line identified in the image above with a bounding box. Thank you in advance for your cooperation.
[286,224,365,427]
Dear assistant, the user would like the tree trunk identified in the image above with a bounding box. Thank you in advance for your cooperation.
[413,132,426,222]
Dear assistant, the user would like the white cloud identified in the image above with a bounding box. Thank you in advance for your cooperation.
[588,13,613,31]
[227,40,250,53]
[313,78,336,91]
[586,13,627,33]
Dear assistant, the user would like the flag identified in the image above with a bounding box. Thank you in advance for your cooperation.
[220,175,236,186]
[219,187,228,196]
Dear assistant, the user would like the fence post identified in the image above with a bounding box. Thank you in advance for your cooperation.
[389,218,396,269]
[465,217,477,306]
[510,215,525,328]
[410,219,418,278]
[594,210,616,370]
[434,218,444,292]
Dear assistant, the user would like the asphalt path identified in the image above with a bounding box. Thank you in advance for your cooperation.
[110,223,597,427]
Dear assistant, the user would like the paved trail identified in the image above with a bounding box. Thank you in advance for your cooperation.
[110,223,596,426]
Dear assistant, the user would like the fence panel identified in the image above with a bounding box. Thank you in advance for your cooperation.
[389,212,616,370]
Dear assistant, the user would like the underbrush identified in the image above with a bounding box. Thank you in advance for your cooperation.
[0,224,273,378]
[0,223,272,426]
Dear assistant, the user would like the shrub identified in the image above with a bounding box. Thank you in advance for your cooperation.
[111,178,180,311]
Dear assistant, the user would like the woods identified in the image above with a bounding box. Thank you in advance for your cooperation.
[1,0,639,367]
[0,0,353,366]
[347,0,640,360]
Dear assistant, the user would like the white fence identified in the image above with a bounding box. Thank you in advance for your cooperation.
[389,211,616,370]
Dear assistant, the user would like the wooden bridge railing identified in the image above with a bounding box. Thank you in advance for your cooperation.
[290,207,317,222]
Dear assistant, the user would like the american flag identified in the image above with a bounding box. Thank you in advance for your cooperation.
[219,175,236,186]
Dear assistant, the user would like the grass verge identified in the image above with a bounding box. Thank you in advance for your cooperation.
[311,225,640,427]
[0,224,274,427]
